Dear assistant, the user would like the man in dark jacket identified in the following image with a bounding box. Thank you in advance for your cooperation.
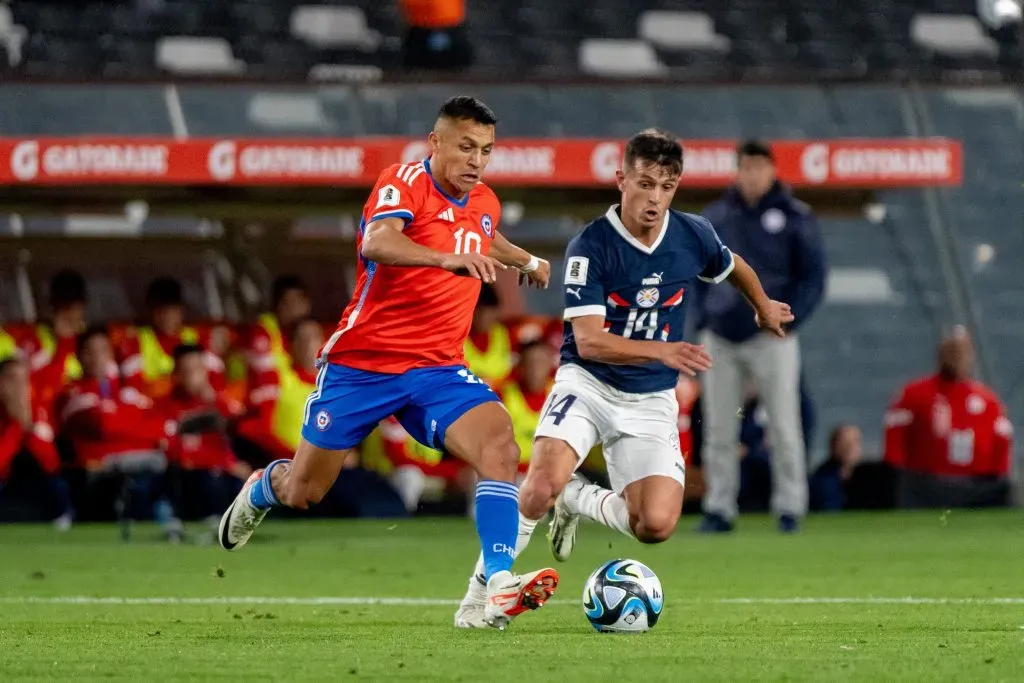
[696,141,827,534]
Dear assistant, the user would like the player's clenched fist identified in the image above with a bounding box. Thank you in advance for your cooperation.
[660,342,713,377]
[754,300,795,338]
[441,253,507,283]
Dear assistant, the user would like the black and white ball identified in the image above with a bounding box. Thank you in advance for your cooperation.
[581,559,663,632]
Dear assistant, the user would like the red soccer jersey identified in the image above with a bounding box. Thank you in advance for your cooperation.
[883,375,1013,477]
[321,159,502,374]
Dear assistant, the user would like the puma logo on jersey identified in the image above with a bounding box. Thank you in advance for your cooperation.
[437,208,455,222]
[641,272,664,285]
[566,287,582,300]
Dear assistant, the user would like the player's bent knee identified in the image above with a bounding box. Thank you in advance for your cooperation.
[476,434,520,482]
[633,511,679,544]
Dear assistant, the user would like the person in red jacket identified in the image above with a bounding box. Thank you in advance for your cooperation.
[119,277,226,400]
[245,274,312,381]
[54,326,177,529]
[0,357,71,527]
[884,326,1013,508]
[158,344,251,535]
[11,269,90,411]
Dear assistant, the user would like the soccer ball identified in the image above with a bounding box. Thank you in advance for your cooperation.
[581,558,663,633]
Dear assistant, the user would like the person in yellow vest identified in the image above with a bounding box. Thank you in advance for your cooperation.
[13,270,90,410]
[245,275,312,381]
[496,339,555,474]
[119,277,225,400]
[463,283,512,387]
[236,317,331,464]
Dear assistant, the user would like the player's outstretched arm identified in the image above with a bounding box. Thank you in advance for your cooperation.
[490,231,550,289]
[726,253,795,337]
[361,217,506,283]
[572,315,712,377]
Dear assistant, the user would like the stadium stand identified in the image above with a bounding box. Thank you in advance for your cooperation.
[0,0,1020,80]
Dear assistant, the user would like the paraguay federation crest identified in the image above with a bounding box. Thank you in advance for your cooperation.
[636,287,659,308]
[481,214,493,238]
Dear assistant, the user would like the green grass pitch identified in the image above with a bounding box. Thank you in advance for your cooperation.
[1,510,1022,682]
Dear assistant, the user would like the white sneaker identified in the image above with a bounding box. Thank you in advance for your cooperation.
[548,475,585,562]
[454,575,488,628]
[218,469,270,551]
[483,567,560,630]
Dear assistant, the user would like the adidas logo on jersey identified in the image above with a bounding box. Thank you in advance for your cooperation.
[396,162,425,185]
[437,208,455,222]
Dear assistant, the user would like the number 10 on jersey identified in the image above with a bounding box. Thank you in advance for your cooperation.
[454,227,482,255]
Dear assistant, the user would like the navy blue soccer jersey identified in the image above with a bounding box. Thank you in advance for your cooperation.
[560,205,734,393]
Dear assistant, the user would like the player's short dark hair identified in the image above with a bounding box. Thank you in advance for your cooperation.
[290,316,322,342]
[477,283,500,309]
[76,324,109,356]
[438,96,498,126]
[172,343,205,364]
[0,356,23,377]
[146,277,183,309]
[271,274,308,308]
[624,129,684,176]
[49,269,87,308]
[737,139,775,163]
[517,339,550,358]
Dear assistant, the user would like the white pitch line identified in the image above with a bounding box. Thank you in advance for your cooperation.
[2,596,1024,606]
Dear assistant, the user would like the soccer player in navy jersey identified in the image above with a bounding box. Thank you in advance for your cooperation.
[455,128,793,628]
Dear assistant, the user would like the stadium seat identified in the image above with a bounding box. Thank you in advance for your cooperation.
[155,36,246,76]
[579,39,668,77]
[290,5,381,51]
[910,14,1000,57]
[638,11,731,52]
[0,4,26,67]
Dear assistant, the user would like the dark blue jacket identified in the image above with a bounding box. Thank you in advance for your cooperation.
[696,183,827,343]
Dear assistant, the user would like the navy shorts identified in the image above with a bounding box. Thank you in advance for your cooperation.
[300,363,498,451]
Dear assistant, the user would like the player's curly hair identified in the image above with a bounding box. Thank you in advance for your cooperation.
[438,96,498,126]
[624,128,683,176]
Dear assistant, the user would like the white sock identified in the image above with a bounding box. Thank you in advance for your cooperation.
[468,512,539,593]
[574,484,635,539]
[391,466,426,513]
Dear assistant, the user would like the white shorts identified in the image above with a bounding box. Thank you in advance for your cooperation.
[534,364,685,492]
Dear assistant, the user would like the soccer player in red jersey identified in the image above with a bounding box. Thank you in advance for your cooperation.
[219,96,557,629]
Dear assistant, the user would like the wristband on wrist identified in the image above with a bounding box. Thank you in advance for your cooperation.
[519,255,540,273]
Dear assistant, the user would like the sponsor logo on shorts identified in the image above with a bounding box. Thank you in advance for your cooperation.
[316,409,332,432]
[481,214,493,237]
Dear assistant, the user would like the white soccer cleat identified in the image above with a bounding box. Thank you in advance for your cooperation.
[548,475,585,562]
[218,469,270,551]
[483,567,560,630]
[454,574,489,628]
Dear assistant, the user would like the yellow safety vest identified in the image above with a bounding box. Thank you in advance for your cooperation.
[403,433,446,466]
[500,382,542,465]
[0,329,16,362]
[258,313,291,376]
[137,326,200,381]
[37,325,82,381]
[463,324,512,385]
[270,364,316,454]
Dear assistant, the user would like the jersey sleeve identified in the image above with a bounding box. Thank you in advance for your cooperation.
[364,163,429,227]
[693,216,735,284]
[561,235,606,321]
